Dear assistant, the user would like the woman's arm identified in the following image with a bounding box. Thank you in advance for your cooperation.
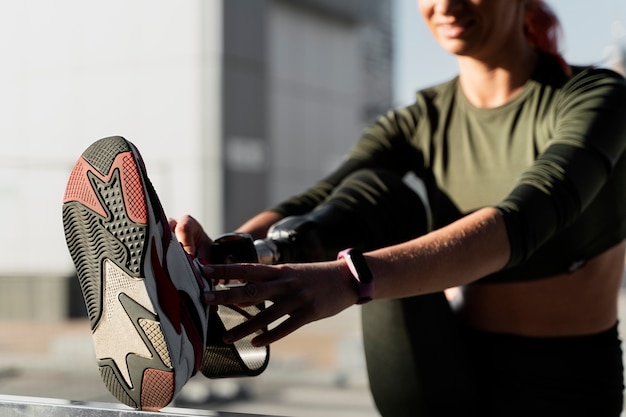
[202,207,510,346]
[366,207,509,298]
[235,211,285,240]
[496,69,626,268]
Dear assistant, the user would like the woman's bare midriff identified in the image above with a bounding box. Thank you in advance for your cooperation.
[459,241,626,337]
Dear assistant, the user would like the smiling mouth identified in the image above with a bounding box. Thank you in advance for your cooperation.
[437,20,474,39]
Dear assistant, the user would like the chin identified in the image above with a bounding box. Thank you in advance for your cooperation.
[434,37,468,55]
[440,44,470,57]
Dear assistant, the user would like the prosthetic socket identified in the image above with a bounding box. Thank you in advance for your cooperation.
[211,170,429,266]
[211,205,368,266]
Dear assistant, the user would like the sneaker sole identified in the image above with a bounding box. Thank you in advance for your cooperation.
[62,136,206,410]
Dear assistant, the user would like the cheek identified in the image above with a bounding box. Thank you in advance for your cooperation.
[416,0,433,20]
[417,2,436,36]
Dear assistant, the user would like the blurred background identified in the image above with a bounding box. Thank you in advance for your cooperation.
[0,0,624,416]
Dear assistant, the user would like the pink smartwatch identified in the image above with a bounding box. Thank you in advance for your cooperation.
[337,248,374,304]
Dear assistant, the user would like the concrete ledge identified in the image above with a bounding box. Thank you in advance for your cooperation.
[0,394,275,417]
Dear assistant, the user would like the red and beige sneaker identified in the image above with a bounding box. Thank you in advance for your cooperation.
[62,136,209,411]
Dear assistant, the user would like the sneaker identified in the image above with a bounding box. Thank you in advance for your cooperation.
[62,136,209,411]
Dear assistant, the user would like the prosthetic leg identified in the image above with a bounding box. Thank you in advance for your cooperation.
[254,169,429,263]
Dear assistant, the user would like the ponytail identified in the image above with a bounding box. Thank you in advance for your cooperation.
[524,0,572,75]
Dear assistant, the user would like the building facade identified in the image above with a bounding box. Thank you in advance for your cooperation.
[0,0,392,319]
[221,0,393,230]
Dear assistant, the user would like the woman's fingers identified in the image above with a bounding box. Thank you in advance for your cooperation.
[247,310,312,346]
[222,301,299,344]
[202,263,285,285]
[170,214,213,259]
[201,261,356,346]
[201,264,311,345]
[219,298,314,346]
[170,215,196,255]
[202,272,290,307]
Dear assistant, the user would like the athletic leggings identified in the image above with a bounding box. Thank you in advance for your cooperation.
[271,169,625,417]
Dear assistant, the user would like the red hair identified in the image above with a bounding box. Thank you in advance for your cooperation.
[523,0,571,75]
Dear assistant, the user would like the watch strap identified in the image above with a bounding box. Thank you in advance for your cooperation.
[338,248,374,304]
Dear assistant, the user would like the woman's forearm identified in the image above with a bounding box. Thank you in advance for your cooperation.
[236,210,285,240]
[365,207,511,299]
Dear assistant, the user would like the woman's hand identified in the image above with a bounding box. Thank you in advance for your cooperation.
[169,210,283,261]
[201,261,359,346]
[169,215,213,261]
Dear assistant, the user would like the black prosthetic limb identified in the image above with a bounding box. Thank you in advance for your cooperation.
[254,204,369,264]
[254,169,430,264]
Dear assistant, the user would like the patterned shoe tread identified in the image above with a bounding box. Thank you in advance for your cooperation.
[63,139,149,328]
[62,136,176,410]
[93,291,174,409]
[82,136,131,178]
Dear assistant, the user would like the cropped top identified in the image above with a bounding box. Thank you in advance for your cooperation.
[272,54,626,282]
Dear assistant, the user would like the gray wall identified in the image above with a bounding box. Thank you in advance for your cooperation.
[222,0,393,231]
[222,0,270,231]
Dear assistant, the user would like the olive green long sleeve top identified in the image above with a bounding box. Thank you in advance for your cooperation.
[272,54,626,282]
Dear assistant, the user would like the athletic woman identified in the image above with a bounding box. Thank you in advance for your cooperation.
[173,1,626,415]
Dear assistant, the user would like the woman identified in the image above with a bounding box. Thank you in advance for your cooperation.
[174,0,626,415]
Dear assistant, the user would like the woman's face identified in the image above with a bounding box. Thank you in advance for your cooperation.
[417,0,525,59]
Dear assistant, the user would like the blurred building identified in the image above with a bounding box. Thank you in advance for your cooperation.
[607,21,626,75]
[0,0,392,320]
[222,0,393,230]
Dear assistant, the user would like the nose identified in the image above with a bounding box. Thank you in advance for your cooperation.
[433,0,464,14]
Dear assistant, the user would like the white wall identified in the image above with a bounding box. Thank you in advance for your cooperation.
[0,0,222,277]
